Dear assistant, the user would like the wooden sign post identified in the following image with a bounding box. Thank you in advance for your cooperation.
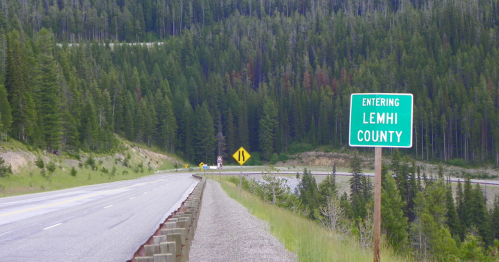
[349,93,413,262]
[374,147,382,262]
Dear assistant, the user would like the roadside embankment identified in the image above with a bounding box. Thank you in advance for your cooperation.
[189,179,296,262]
[0,138,181,197]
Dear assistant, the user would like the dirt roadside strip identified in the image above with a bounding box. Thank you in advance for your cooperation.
[189,179,296,262]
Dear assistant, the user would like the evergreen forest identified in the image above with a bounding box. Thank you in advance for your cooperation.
[1,0,499,166]
[2,0,499,259]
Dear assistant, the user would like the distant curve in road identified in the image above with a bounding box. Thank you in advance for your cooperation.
[0,172,198,262]
[214,170,499,186]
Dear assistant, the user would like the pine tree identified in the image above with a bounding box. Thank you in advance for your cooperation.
[461,177,473,228]
[226,108,236,159]
[298,168,320,219]
[381,163,408,251]
[123,92,135,141]
[0,84,12,133]
[194,102,216,163]
[446,185,463,240]
[259,96,278,160]
[471,184,492,245]
[491,196,499,240]
[62,110,80,150]
[79,99,99,151]
[38,53,63,152]
[238,103,249,149]
[5,30,37,142]
[350,152,368,219]
[164,96,177,153]
[318,174,337,208]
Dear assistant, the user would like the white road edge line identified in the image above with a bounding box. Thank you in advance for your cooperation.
[104,205,113,209]
[129,197,135,200]
[44,223,62,230]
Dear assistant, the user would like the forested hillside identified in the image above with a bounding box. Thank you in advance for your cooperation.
[1,0,499,166]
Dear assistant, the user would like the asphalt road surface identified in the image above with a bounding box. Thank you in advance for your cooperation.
[0,172,198,262]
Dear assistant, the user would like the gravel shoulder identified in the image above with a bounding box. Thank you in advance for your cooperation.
[189,179,296,262]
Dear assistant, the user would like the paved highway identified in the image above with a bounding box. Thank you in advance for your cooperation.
[0,172,198,262]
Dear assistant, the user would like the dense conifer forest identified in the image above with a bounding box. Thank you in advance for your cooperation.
[2,0,499,166]
[2,0,499,259]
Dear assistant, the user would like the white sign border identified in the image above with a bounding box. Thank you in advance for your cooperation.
[348,93,413,148]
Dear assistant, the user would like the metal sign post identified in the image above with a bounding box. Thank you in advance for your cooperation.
[217,156,222,181]
[349,93,413,262]
[202,164,208,176]
[232,147,251,193]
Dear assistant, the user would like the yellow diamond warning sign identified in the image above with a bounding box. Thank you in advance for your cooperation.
[232,147,251,166]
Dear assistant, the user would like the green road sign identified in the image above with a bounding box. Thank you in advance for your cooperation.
[349,93,413,148]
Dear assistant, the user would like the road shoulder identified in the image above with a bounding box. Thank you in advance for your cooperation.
[189,179,296,262]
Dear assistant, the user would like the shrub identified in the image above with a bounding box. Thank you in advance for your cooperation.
[245,152,262,166]
[0,157,12,177]
[46,162,56,174]
[447,158,467,167]
[278,153,289,162]
[86,156,96,170]
[288,142,314,154]
[67,151,81,160]
[70,167,77,176]
[269,153,279,165]
[101,167,109,174]
[35,156,45,169]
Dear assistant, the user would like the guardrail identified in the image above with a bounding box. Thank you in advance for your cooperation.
[127,175,206,262]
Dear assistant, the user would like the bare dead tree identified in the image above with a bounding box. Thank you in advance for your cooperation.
[261,171,289,205]
[358,211,374,249]
[320,197,346,233]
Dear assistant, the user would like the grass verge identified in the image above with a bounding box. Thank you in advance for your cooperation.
[216,176,409,262]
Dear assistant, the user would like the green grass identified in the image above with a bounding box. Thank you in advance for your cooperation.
[0,163,159,197]
[0,147,177,197]
[216,176,409,262]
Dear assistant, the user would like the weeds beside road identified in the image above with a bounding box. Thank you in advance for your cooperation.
[216,176,408,262]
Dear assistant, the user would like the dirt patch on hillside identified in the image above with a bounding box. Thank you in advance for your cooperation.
[278,151,373,169]
[0,151,36,173]
[130,146,181,168]
[280,151,499,178]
